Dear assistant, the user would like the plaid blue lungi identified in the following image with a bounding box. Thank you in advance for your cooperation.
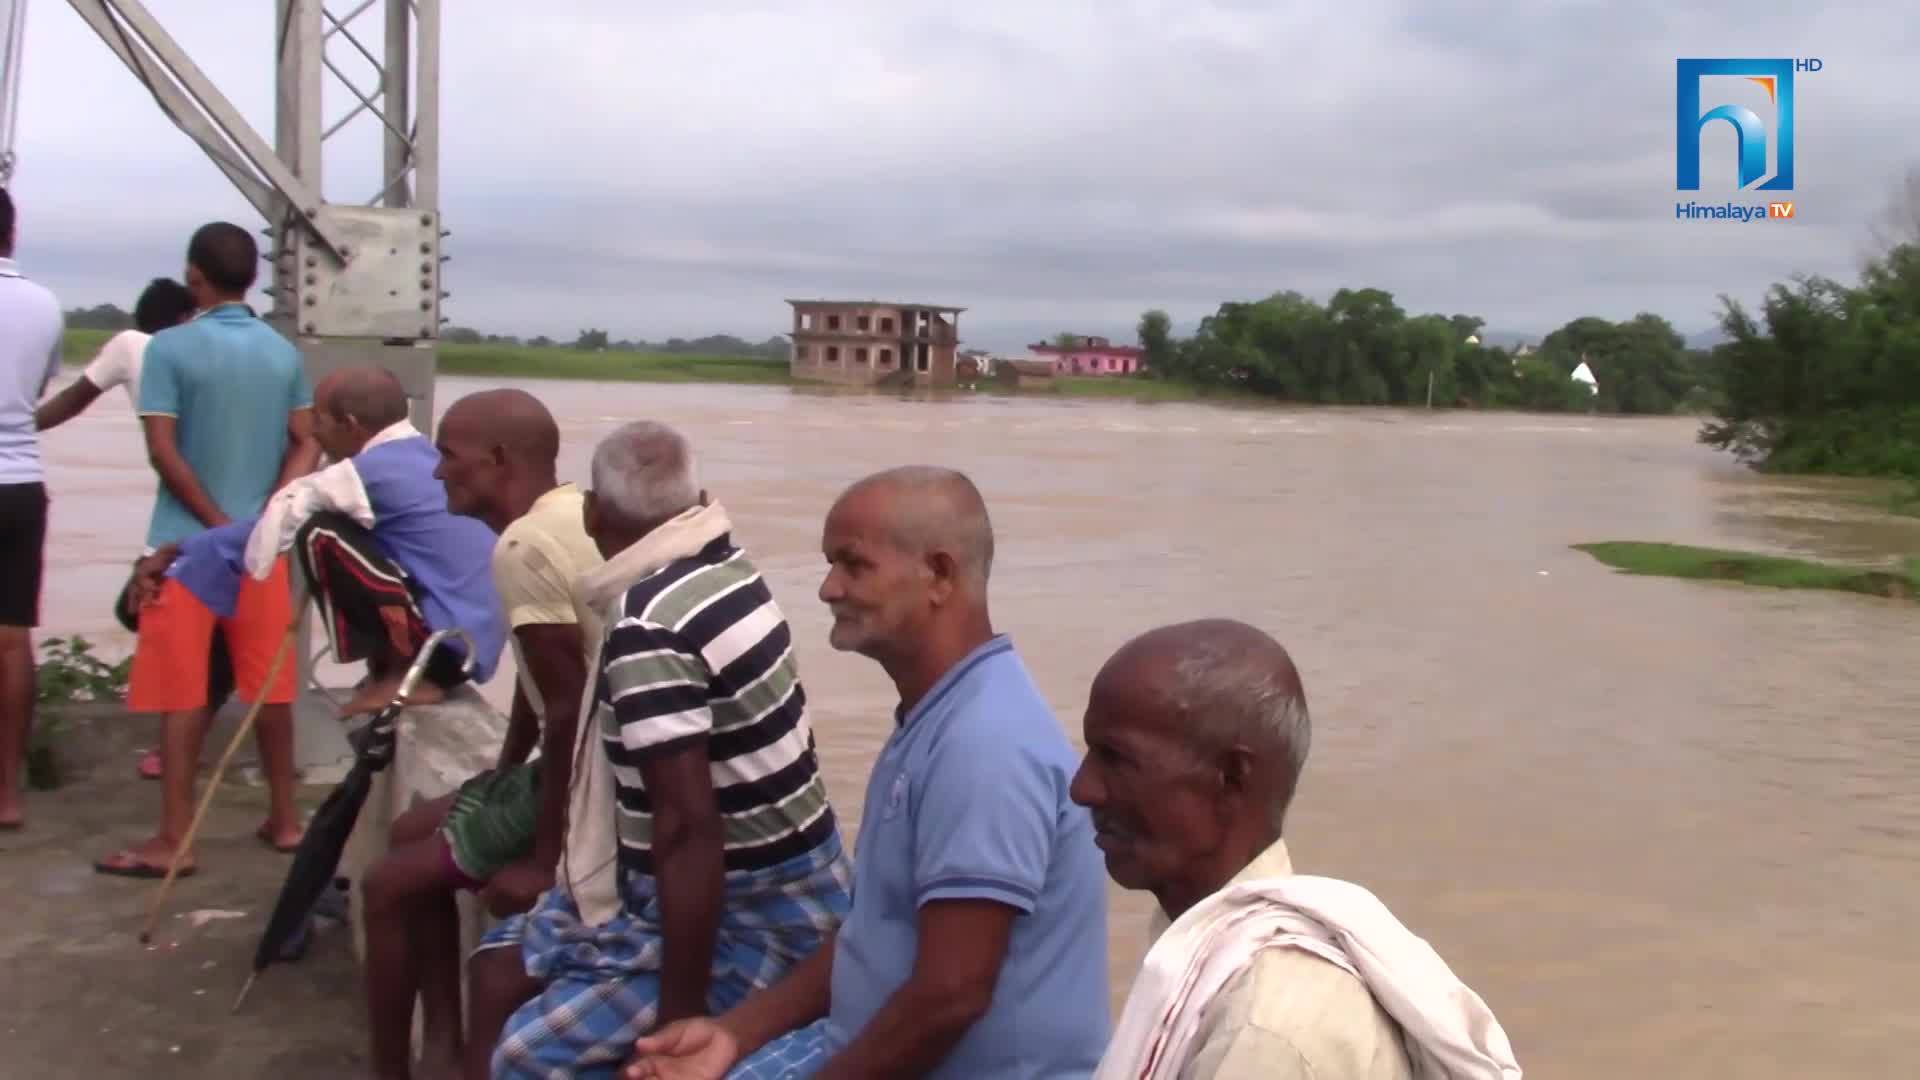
[483,834,853,1079]
[725,1019,834,1079]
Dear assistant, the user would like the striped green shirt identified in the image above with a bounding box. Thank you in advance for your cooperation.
[594,534,839,875]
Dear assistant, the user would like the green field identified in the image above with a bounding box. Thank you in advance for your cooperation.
[1573,541,1920,601]
[62,328,793,386]
[59,329,1238,401]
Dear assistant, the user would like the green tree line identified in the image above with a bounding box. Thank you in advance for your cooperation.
[1698,240,1920,479]
[1134,290,1715,415]
[63,305,786,363]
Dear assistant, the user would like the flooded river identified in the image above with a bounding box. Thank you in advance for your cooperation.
[35,375,1920,1077]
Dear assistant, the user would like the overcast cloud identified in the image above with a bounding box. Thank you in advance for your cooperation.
[7,1,1916,351]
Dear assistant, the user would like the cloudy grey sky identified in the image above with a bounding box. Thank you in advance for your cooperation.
[8,2,1916,351]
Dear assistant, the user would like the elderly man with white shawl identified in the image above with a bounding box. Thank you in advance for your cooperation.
[1072,619,1522,1080]
[467,420,854,1079]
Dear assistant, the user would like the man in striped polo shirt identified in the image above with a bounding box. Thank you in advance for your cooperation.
[479,420,853,1078]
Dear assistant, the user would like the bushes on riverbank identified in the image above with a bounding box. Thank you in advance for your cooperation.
[1130,292,1711,415]
[1699,243,1920,481]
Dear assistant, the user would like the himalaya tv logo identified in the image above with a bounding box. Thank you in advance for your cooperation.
[1675,58,1820,223]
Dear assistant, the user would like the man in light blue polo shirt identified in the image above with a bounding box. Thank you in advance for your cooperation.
[91,221,321,878]
[138,222,319,549]
[626,466,1109,1080]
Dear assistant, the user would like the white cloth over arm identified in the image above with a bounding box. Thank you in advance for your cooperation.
[1097,874,1522,1080]
[242,455,374,579]
[241,419,418,579]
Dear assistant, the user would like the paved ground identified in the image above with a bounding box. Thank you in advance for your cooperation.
[3,705,367,1077]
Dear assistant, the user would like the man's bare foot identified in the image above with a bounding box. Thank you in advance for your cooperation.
[339,671,447,717]
[95,836,195,878]
[257,819,305,853]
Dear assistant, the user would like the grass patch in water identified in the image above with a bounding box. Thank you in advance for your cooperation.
[1573,541,1920,601]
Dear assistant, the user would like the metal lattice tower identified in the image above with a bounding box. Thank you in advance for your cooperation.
[50,0,449,772]
[0,1,27,184]
[63,0,445,428]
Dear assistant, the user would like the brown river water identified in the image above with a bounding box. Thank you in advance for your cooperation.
[35,374,1920,1077]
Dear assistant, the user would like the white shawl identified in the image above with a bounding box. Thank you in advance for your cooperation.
[242,419,420,579]
[1096,874,1522,1080]
[557,498,733,927]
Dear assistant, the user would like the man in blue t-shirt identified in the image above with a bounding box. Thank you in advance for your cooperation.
[626,466,1110,1080]
[93,222,321,878]
[137,223,319,550]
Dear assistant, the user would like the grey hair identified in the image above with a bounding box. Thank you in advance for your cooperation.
[589,421,700,525]
[1164,630,1311,832]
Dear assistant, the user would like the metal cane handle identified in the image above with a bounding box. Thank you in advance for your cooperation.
[392,627,476,702]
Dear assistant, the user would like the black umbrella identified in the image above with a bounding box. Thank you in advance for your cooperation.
[231,628,476,1012]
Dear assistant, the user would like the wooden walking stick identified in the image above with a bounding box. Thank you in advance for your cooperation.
[138,613,303,945]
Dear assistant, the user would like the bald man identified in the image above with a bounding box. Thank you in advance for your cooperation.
[100,366,507,876]
[1077,621,1519,1080]
[355,388,607,1080]
[222,365,506,718]
[628,466,1110,1080]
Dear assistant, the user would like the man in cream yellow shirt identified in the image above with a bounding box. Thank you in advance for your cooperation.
[358,388,607,1080]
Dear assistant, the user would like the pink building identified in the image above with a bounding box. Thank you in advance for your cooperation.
[1027,335,1145,376]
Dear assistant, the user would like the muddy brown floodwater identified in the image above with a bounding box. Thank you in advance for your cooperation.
[23,374,1920,1078]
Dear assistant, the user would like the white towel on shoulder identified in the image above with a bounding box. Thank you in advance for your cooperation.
[556,498,733,928]
[1096,874,1522,1080]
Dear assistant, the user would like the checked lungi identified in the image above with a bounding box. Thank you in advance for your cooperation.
[293,510,469,690]
[481,832,854,1079]
[726,1019,835,1079]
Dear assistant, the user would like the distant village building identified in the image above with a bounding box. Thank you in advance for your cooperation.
[1027,335,1145,377]
[957,348,994,382]
[787,300,965,387]
[1003,359,1058,390]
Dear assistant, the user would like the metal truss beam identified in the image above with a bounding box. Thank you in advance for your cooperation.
[0,0,28,184]
[64,0,444,343]
[67,0,345,257]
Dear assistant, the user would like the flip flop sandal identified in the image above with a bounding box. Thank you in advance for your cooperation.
[137,750,162,780]
[94,850,195,879]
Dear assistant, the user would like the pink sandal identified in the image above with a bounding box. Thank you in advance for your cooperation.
[137,750,162,780]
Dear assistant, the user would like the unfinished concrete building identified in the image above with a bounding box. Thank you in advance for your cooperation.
[787,300,965,388]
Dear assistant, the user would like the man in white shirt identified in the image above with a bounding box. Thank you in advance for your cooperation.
[0,188,68,831]
[36,277,221,784]
[35,277,195,432]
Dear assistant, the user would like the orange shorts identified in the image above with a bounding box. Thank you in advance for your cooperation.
[127,557,297,712]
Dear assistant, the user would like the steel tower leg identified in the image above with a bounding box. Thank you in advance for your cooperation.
[64,0,447,775]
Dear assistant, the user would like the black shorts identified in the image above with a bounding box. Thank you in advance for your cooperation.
[0,481,48,628]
